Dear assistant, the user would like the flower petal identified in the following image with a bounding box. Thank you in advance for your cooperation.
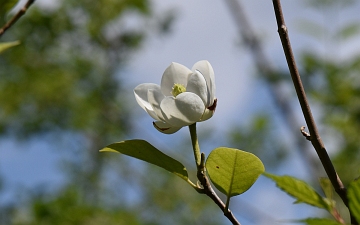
[144,108,160,121]
[201,98,217,121]
[160,92,205,127]
[153,121,182,134]
[192,60,216,106]
[201,108,215,121]
[161,62,192,96]
[186,71,208,106]
[148,89,165,121]
[134,83,161,120]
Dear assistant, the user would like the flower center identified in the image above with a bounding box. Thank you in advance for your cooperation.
[171,83,186,97]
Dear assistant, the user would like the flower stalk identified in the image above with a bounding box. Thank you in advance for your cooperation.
[189,123,201,168]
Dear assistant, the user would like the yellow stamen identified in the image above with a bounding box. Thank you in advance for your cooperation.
[172,83,186,97]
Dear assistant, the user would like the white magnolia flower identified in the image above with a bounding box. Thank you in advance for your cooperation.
[134,60,217,134]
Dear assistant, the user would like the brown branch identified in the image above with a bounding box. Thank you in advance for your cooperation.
[197,153,241,225]
[0,0,36,38]
[224,0,323,178]
[271,1,357,224]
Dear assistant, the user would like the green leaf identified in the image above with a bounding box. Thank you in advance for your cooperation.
[318,177,337,210]
[264,173,331,210]
[319,177,333,200]
[293,218,344,225]
[348,178,360,222]
[0,41,20,53]
[205,147,265,197]
[100,139,189,182]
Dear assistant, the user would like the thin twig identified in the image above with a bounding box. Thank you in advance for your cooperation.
[271,1,357,224]
[197,153,241,225]
[0,0,36,38]
[224,0,322,178]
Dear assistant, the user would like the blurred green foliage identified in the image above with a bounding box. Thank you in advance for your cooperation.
[229,114,287,169]
[226,6,360,223]
[301,52,360,183]
[0,0,148,137]
[297,0,360,186]
[0,0,149,220]
[0,0,19,25]
[230,0,360,184]
[14,187,143,225]
[0,0,223,224]
[1,0,360,224]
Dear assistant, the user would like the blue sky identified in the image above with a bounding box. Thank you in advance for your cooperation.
[1,0,360,224]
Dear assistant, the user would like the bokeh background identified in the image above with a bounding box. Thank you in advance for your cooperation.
[1,0,360,224]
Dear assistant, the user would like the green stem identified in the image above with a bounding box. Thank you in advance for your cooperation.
[189,125,241,224]
[189,123,201,168]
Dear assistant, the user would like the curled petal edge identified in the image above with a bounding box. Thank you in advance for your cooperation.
[134,83,161,119]
[148,89,166,121]
[192,60,216,105]
[201,98,217,121]
[153,121,182,134]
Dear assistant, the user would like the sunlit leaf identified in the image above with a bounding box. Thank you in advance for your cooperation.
[100,139,189,182]
[348,178,360,222]
[293,218,344,225]
[264,173,331,210]
[0,41,20,53]
[206,147,265,198]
